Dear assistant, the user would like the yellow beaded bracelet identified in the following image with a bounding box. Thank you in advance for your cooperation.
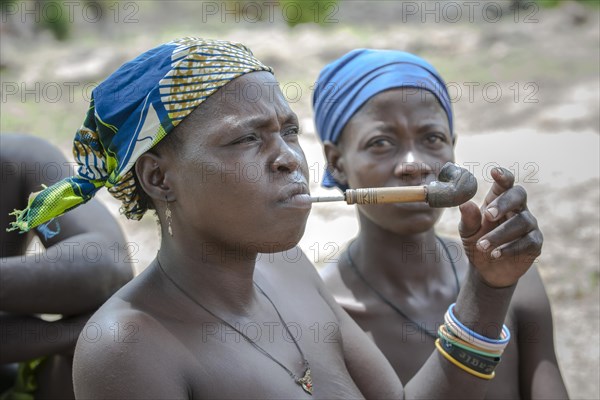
[435,339,496,380]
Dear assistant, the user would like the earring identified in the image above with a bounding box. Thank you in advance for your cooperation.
[165,196,173,237]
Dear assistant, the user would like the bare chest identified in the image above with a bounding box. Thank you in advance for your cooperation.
[184,337,364,399]
[167,299,364,398]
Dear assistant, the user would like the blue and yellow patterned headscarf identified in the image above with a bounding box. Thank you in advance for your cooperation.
[8,37,273,236]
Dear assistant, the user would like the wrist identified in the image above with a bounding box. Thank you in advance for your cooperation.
[470,265,518,290]
[454,266,516,337]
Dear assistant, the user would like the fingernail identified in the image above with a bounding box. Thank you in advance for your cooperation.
[487,207,498,219]
[477,240,490,251]
[491,249,501,259]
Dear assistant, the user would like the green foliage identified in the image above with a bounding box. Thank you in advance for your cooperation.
[0,0,70,40]
[534,0,599,7]
[40,1,70,40]
[279,0,339,27]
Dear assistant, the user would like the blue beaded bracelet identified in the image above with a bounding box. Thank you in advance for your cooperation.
[447,303,510,345]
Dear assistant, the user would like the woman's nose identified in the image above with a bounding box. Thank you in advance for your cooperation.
[269,140,301,174]
[393,151,435,182]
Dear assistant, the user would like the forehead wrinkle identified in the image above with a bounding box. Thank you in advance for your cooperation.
[361,121,394,135]
[226,102,297,132]
[275,105,298,126]
[222,114,275,130]
[206,73,297,133]
[418,120,449,130]
[362,90,446,122]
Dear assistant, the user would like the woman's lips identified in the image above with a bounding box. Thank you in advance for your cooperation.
[283,193,312,208]
[278,184,312,209]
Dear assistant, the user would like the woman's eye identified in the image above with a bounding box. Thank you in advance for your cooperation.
[425,133,447,145]
[283,127,300,137]
[367,138,393,148]
[233,134,258,144]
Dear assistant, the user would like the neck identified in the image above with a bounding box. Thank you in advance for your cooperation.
[157,235,259,315]
[352,213,447,290]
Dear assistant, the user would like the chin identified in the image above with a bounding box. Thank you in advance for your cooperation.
[366,208,441,235]
[257,218,308,253]
[257,237,302,253]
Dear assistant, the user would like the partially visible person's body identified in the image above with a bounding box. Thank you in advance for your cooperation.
[0,134,133,399]
[322,237,564,399]
[314,49,569,399]
[11,38,544,398]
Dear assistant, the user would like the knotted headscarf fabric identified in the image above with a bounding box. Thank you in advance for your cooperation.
[8,37,273,236]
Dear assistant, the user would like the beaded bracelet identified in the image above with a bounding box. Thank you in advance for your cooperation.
[444,303,510,352]
[434,303,512,380]
[435,339,496,380]
[438,325,503,359]
[444,314,508,352]
[448,303,510,343]
[438,337,500,375]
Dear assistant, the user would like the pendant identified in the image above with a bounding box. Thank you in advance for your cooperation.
[296,368,313,395]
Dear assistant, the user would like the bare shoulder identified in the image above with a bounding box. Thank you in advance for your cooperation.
[319,261,359,303]
[73,277,189,399]
[510,265,553,318]
[319,261,342,288]
[318,253,373,317]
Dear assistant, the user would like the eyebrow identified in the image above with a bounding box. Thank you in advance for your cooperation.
[364,122,395,134]
[417,122,450,133]
[280,111,299,125]
[224,111,298,130]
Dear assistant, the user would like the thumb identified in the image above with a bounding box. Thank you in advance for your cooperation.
[458,200,482,242]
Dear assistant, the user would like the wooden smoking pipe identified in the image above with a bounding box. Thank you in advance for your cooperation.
[311,162,478,208]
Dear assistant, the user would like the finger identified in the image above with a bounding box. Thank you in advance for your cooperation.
[477,211,538,254]
[482,167,515,210]
[488,229,543,262]
[485,185,528,222]
[459,201,482,241]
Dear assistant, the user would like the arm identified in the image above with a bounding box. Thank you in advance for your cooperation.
[0,229,132,315]
[0,135,133,315]
[0,312,88,363]
[404,270,516,398]
[341,167,543,398]
[513,267,569,399]
[314,253,520,399]
[73,309,188,399]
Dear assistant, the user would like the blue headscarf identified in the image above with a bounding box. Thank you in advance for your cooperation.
[312,49,453,190]
[8,37,273,236]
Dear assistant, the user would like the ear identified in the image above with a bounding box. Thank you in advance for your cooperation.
[452,132,458,149]
[135,152,173,203]
[323,140,348,186]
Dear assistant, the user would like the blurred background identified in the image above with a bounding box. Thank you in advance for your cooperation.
[1,0,598,397]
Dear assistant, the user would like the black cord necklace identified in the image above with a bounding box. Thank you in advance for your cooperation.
[155,257,313,395]
[346,235,460,340]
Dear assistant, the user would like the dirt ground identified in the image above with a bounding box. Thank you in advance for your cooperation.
[1,1,599,398]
